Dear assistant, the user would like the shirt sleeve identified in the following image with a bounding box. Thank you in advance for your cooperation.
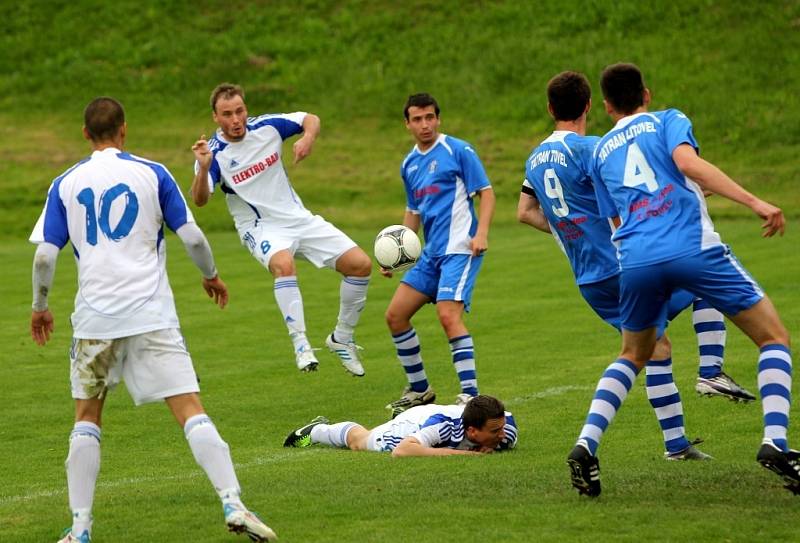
[401,165,419,213]
[30,180,69,248]
[250,112,306,140]
[496,413,518,450]
[409,421,450,448]
[157,166,195,232]
[521,177,537,197]
[663,109,699,155]
[458,143,492,195]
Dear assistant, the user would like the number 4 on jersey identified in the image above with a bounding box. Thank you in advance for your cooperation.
[623,143,658,192]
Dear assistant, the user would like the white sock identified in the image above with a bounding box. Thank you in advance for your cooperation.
[274,276,308,344]
[66,421,101,536]
[334,276,370,344]
[310,422,357,448]
[184,414,241,499]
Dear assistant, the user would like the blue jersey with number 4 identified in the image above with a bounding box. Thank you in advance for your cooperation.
[592,110,722,269]
[522,131,619,285]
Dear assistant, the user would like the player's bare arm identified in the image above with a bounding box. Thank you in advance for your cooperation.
[30,242,59,345]
[517,192,551,233]
[293,113,320,164]
[471,187,495,256]
[672,144,785,237]
[191,134,212,206]
[391,436,483,457]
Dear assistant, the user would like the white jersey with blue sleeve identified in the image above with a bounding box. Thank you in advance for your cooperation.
[592,110,723,269]
[30,148,194,339]
[195,112,310,229]
[405,404,518,451]
[522,131,619,285]
[400,134,491,257]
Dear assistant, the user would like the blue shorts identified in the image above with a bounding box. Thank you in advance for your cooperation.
[579,276,696,336]
[401,253,483,312]
[619,245,764,332]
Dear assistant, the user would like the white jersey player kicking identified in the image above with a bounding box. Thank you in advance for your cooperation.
[30,97,276,542]
[191,83,372,376]
[284,395,517,457]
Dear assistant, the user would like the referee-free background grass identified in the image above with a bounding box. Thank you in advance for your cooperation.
[1,221,798,542]
[2,1,800,541]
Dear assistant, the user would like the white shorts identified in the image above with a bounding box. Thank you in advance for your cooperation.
[366,419,421,452]
[239,214,357,269]
[70,328,199,406]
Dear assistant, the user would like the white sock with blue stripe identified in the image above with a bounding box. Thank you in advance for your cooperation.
[646,358,691,454]
[393,328,429,393]
[310,422,357,448]
[450,334,478,396]
[274,276,309,350]
[692,299,726,378]
[334,276,370,344]
[66,421,101,537]
[577,358,641,456]
[758,344,793,452]
[184,414,241,501]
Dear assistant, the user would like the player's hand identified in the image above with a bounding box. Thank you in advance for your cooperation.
[379,267,393,278]
[292,135,314,164]
[751,199,785,237]
[202,275,229,309]
[192,135,213,169]
[31,309,54,345]
[470,233,488,256]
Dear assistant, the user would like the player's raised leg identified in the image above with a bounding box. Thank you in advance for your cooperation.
[167,393,277,541]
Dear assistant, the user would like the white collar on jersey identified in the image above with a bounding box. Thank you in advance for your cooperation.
[414,133,450,156]
[542,131,576,157]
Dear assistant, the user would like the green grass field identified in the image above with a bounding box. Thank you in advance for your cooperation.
[2,1,800,541]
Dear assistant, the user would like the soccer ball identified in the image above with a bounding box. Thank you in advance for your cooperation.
[373,225,422,271]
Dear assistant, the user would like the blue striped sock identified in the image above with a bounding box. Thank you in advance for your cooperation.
[646,358,690,453]
[758,344,792,452]
[450,334,478,396]
[392,328,429,393]
[577,358,641,456]
[692,299,726,379]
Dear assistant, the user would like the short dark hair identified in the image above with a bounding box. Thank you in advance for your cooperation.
[461,395,505,431]
[210,83,245,112]
[84,97,125,142]
[547,71,591,122]
[600,63,646,115]
[404,93,440,120]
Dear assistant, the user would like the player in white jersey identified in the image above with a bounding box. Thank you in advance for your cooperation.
[191,83,372,376]
[384,94,496,416]
[30,98,276,542]
[283,395,517,456]
[567,64,797,498]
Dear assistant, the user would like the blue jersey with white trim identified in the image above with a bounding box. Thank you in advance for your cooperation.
[592,109,723,269]
[522,131,619,285]
[30,148,194,338]
[401,134,491,256]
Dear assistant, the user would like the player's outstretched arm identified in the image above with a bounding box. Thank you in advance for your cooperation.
[191,134,213,207]
[391,437,484,457]
[517,192,551,233]
[175,223,228,308]
[30,242,59,345]
[471,187,495,256]
[673,144,785,237]
[293,114,320,164]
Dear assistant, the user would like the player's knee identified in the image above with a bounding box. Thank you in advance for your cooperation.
[268,251,295,277]
[338,248,372,277]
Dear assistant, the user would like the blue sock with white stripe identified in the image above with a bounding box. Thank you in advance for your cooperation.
[646,358,691,454]
[577,358,641,456]
[66,421,101,538]
[449,334,478,396]
[758,344,792,452]
[392,328,429,393]
[692,299,726,378]
[310,422,358,448]
[334,276,370,344]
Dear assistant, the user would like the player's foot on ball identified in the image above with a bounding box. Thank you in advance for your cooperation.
[386,386,436,418]
[567,444,601,497]
[224,504,278,542]
[57,529,91,543]
[756,440,800,495]
[695,371,756,402]
[295,345,319,372]
[325,334,365,377]
[283,416,329,448]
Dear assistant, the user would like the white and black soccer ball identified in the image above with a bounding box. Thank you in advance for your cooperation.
[373,225,422,271]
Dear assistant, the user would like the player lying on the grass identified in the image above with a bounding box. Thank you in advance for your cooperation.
[568,63,798,497]
[284,394,517,456]
[518,72,752,461]
[30,97,276,542]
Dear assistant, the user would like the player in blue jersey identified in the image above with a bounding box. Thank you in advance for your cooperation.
[383,94,496,416]
[519,71,755,460]
[30,98,276,542]
[568,64,797,497]
[283,395,517,456]
[192,83,372,376]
